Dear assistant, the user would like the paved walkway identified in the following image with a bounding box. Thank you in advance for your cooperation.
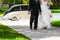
[8,25,60,40]
[0,14,60,40]
[52,13,60,20]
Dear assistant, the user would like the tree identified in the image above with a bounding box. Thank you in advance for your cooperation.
[21,0,29,4]
[2,0,10,4]
[0,0,3,8]
[51,0,59,9]
[1,0,29,8]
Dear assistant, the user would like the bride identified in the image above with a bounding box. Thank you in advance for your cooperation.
[38,0,52,29]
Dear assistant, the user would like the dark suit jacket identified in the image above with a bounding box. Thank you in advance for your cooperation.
[28,0,41,12]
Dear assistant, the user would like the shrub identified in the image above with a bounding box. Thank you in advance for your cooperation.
[51,20,60,27]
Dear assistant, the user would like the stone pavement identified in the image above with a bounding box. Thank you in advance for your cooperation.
[8,25,60,40]
[52,13,60,20]
[0,13,60,40]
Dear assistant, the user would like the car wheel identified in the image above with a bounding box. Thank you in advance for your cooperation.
[12,17,18,21]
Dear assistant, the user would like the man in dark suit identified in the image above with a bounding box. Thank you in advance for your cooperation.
[28,0,41,30]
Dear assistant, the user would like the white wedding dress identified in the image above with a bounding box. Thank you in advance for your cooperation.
[38,0,51,29]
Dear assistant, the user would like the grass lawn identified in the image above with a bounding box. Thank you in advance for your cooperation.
[0,8,8,16]
[0,24,31,40]
[0,12,4,16]
[51,20,60,27]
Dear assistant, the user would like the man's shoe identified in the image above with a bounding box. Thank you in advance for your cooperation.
[30,27,32,30]
[34,28,37,30]
[30,28,32,30]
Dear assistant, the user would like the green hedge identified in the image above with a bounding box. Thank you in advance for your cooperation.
[51,20,60,27]
[51,9,60,13]
[0,8,8,12]
[0,8,8,16]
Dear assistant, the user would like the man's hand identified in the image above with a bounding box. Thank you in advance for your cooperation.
[28,11,31,14]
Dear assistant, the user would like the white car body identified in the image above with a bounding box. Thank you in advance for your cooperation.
[2,4,30,20]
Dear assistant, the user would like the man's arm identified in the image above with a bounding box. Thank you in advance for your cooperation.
[38,0,41,12]
[38,4,42,15]
[39,5,41,12]
[38,0,42,15]
[28,0,31,11]
[28,0,31,14]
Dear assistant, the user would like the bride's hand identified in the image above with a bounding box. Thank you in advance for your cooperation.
[50,14,52,17]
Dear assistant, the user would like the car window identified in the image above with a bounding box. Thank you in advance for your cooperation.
[9,6,20,12]
[8,5,28,12]
[21,5,28,11]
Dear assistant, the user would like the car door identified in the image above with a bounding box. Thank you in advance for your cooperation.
[3,6,20,20]
[18,5,30,19]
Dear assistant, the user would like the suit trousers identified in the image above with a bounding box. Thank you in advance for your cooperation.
[30,10,39,29]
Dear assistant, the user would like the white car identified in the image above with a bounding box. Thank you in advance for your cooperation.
[2,4,30,21]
